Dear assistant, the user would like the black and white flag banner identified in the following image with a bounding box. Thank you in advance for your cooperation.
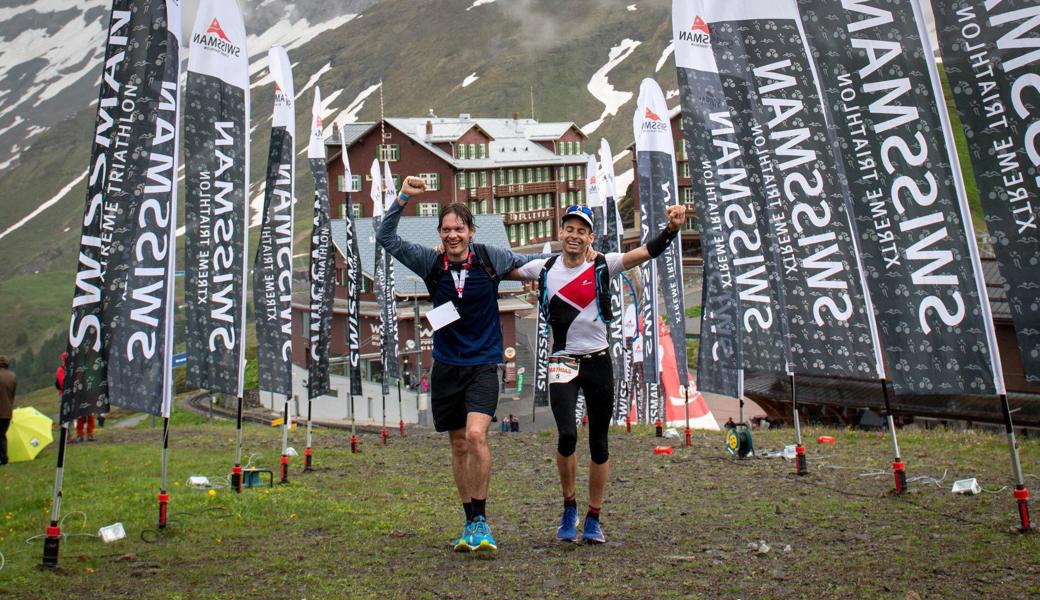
[98,0,181,417]
[308,87,335,400]
[382,161,400,381]
[534,241,553,408]
[343,191,363,396]
[253,46,295,397]
[371,159,388,396]
[62,1,183,420]
[795,0,1001,394]
[930,0,1040,384]
[184,0,249,399]
[634,78,671,422]
[699,0,878,380]
[598,139,628,397]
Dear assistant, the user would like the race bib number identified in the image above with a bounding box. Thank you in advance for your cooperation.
[548,356,579,384]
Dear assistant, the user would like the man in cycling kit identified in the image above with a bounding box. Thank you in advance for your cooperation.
[509,203,686,543]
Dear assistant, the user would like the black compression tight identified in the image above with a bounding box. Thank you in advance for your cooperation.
[549,352,614,464]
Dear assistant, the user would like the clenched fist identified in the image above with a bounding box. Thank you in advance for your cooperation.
[666,204,687,232]
[401,176,427,197]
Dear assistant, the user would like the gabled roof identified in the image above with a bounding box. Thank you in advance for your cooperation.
[326,116,592,170]
[330,213,526,297]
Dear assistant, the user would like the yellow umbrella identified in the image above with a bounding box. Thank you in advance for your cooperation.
[6,407,54,463]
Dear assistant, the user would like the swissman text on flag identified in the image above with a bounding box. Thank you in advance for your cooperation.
[185,0,249,399]
[308,87,335,400]
[699,1,877,380]
[930,0,1040,385]
[253,46,295,397]
[796,0,1000,394]
[86,0,182,418]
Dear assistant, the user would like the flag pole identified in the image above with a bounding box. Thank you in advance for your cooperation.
[158,417,171,528]
[231,395,244,492]
[279,397,290,483]
[304,399,314,471]
[791,372,806,476]
[41,423,69,567]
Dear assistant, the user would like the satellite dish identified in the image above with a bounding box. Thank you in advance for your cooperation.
[504,347,516,360]
[406,340,416,350]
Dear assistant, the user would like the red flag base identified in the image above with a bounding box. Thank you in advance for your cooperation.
[581,415,588,429]
[381,429,388,445]
[399,419,406,437]
[157,493,169,529]
[795,445,807,476]
[1014,487,1033,533]
[231,465,243,493]
[684,427,692,448]
[351,436,359,454]
[304,447,313,471]
[626,420,631,433]
[41,524,61,568]
[892,461,907,495]
[279,454,289,484]
[655,420,663,438]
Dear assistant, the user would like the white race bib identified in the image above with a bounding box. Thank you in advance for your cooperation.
[548,356,579,384]
[426,302,461,331]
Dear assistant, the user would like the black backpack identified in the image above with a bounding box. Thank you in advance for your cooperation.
[537,254,614,327]
[424,242,500,298]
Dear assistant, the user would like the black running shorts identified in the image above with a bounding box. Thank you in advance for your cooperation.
[430,362,500,432]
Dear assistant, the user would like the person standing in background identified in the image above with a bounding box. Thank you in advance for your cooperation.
[0,355,17,465]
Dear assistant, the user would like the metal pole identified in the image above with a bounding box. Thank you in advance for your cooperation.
[1000,394,1032,532]
[41,423,69,567]
[280,397,289,483]
[158,417,171,528]
[683,386,691,447]
[414,293,423,424]
[791,374,806,475]
[231,396,244,492]
[305,399,314,471]
[397,364,405,437]
[880,379,907,494]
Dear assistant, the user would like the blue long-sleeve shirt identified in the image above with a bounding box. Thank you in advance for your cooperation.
[376,197,544,366]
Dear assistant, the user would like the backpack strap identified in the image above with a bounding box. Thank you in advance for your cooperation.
[471,243,501,293]
[537,255,559,334]
[424,253,445,297]
[594,254,614,323]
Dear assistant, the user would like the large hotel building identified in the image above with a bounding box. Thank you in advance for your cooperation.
[327,113,595,249]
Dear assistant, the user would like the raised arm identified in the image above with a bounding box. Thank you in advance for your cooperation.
[376,177,439,278]
[620,204,686,270]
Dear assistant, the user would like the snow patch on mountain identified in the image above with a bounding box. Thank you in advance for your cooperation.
[330,82,382,129]
[467,0,498,10]
[462,73,479,88]
[0,169,87,242]
[296,62,333,100]
[655,42,674,72]
[581,38,642,135]
[626,4,637,10]
[247,14,358,77]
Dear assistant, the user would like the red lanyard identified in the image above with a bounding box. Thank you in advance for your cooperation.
[444,251,474,298]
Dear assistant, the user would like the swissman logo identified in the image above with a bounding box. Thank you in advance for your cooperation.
[642,107,668,133]
[678,16,711,47]
[192,17,242,58]
[207,18,231,42]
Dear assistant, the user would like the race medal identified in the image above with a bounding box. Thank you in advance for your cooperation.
[548,356,579,384]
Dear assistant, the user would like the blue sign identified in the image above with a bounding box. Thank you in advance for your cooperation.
[172,353,187,368]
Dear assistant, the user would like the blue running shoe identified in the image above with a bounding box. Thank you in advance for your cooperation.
[453,521,474,552]
[582,515,606,544]
[468,516,497,553]
[556,506,579,542]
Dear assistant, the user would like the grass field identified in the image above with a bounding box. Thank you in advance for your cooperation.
[1,397,1038,599]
